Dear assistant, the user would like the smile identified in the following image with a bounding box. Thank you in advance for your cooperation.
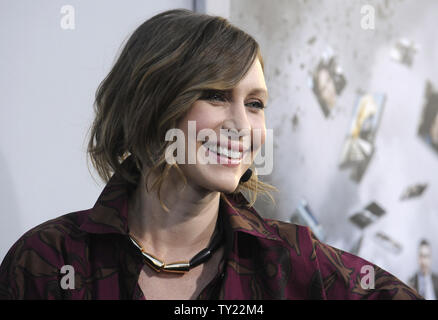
[201,141,249,167]
[205,144,243,159]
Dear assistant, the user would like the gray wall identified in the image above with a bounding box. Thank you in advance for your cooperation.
[230,0,438,283]
[0,0,193,261]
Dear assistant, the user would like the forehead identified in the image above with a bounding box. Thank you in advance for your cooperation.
[234,59,268,98]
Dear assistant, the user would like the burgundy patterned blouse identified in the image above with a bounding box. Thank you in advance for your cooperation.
[0,156,423,300]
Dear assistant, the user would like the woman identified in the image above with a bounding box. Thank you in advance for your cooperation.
[0,9,422,300]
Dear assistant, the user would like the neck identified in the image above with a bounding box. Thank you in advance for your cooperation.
[127,167,221,262]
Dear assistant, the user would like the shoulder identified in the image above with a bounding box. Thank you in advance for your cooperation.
[262,218,313,255]
[2,210,90,262]
[260,217,423,300]
[224,193,312,251]
[0,210,90,299]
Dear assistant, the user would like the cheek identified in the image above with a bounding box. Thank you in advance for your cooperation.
[183,102,223,133]
[250,116,266,150]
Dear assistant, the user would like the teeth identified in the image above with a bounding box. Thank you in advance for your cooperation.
[228,148,242,159]
[205,144,242,159]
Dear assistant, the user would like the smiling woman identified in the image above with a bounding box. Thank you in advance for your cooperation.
[86,9,274,208]
[0,9,423,300]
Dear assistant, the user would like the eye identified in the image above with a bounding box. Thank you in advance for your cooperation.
[200,90,267,110]
[200,90,227,102]
[246,101,266,110]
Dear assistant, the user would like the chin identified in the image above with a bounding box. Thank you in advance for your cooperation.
[214,183,239,194]
[192,172,240,194]
[181,164,244,194]
[203,177,240,194]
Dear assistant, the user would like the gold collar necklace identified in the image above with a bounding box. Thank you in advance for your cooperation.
[128,218,224,274]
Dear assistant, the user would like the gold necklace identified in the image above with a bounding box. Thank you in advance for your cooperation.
[128,220,223,274]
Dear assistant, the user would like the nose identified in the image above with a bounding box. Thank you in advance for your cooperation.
[221,100,251,140]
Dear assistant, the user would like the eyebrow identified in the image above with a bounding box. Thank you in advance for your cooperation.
[248,87,269,100]
[221,87,269,100]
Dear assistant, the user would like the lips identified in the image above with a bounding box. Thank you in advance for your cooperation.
[199,139,250,167]
[204,143,242,159]
[202,137,251,158]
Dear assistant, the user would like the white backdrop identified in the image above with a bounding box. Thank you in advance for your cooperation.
[0,0,194,261]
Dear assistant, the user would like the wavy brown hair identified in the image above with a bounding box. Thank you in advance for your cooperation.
[86,9,275,208]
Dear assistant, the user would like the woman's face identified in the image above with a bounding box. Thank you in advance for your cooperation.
[176,58,268,194]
